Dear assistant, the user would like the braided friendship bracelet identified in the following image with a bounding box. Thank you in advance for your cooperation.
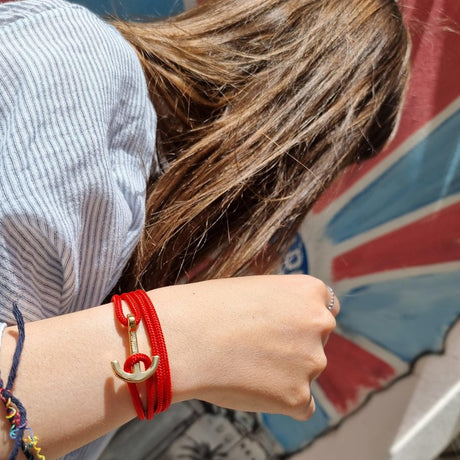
[0,304,45,460]
[111,291,172,420]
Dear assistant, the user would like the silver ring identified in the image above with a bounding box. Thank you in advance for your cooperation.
[326,286,335,311]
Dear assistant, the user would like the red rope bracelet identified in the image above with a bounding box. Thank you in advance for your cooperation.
[111,290,172,420]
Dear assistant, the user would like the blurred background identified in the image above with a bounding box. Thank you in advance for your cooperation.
[72,0,187,18]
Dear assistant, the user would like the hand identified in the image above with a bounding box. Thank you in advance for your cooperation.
[151,275,339,420]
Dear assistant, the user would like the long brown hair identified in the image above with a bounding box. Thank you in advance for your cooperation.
[113,0,410,291]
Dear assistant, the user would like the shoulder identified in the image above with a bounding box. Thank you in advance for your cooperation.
[0,0,79,26]
[0,0,110,33]
[0,0,156,171]
[0,0,140,87]
[0,0,117,46]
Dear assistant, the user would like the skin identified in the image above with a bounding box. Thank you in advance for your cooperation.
[0,275,339,459]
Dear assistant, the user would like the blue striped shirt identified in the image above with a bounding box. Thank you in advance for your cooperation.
[0,0,158,457]
[0,0,157,323]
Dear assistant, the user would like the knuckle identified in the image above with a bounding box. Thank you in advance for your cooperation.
[325,314,337,334]
[292,394,316,421]
[313,310,336,339]
[313,352,328,375]
[297,274,323,292]
[286,384,311,412]
[295,405,315,421]
[311,276,326,293]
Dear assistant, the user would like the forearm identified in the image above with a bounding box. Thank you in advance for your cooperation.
[0,291,192,460]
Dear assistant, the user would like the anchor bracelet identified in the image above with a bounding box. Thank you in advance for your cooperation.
[111,291,172,420]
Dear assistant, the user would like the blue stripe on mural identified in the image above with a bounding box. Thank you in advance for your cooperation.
[71,0,184,18]
[338,270,460,362]
[326,108,460,243]
[261,402,330,452]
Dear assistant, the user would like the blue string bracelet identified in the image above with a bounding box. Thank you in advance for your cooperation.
[0,303,45,459]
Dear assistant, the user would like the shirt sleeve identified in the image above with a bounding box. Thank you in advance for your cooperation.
[0,0,158,324]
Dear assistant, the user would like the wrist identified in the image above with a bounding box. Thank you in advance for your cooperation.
[146,286,210,404]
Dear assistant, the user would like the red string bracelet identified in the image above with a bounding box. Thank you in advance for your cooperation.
[129,290,172,416]
[111,291,172,420]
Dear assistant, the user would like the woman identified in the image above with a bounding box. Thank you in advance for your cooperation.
[0,0,409,458]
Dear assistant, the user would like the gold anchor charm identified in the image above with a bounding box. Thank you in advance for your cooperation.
[111,313,159,383]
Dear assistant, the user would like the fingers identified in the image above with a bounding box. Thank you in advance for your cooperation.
[273,276,339,421]
[325,284,340,317]
[285,347,325,420]
[292,281,337,420]
[297,274,340,316]
[304,393,316,421]
[290,388,316,421]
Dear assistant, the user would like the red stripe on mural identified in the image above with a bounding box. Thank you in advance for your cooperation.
[314,0,460,213]
[333,201,460,281]
[318,333,396,414]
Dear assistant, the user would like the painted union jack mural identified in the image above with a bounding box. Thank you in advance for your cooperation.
[261,0,460,452]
